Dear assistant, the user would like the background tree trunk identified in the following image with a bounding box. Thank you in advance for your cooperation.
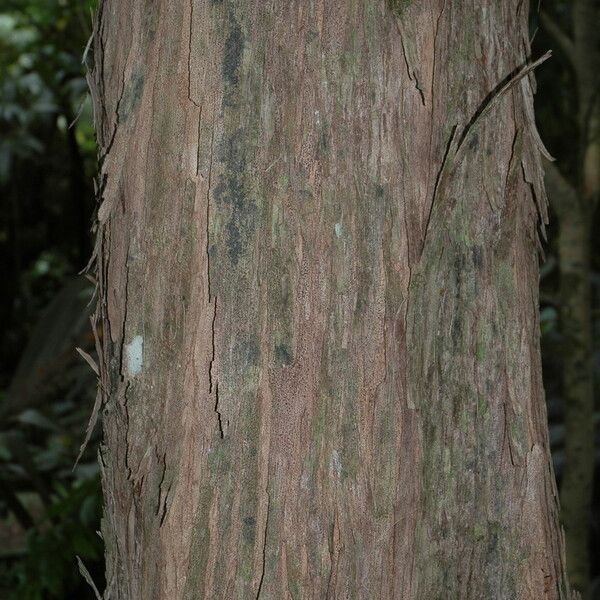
[542,0,599,595]
[558,210,593,597]
[90,0,571,597]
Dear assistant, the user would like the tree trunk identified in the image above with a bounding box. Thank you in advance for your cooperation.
[558,210,593,597]
[90,1,571,598]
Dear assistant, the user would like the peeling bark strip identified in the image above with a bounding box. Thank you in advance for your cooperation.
[89,1,571,598]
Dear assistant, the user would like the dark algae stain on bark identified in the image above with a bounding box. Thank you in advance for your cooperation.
[212,126,259,267]
[89,0,572,598]
[222,12,243,106]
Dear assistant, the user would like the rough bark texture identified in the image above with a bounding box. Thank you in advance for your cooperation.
[90,1,571,598]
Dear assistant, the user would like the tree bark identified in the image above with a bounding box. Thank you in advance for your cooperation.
[90,1,571,598]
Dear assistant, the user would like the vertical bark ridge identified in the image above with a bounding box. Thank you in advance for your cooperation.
[400,1,567,597]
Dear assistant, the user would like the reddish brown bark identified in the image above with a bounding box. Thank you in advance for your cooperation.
[90,1,571,598]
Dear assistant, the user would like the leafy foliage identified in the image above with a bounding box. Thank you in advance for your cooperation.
[2,478,103,600]
[0,1,101,598]
[0,0,97,382]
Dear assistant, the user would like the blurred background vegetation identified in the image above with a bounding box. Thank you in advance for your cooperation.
[0,0,597,599]
[0,1,102,598]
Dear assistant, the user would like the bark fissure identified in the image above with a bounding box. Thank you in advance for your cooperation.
[394,18,425,107]
[97,65,126,172]
[159,482,172,527]
[455,51,552,156]
[214,382,224,439]
[187,0,200,108]
[155,451,167,516]
[254,489,270,600]
[421,123,458,258]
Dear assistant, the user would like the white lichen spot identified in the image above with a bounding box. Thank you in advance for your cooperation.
[334,222,343,238]
[330,450,342,478]
[125,335,144,376]
[301,471,310,490]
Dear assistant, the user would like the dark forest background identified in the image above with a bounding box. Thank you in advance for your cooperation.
[0,1,598,598]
